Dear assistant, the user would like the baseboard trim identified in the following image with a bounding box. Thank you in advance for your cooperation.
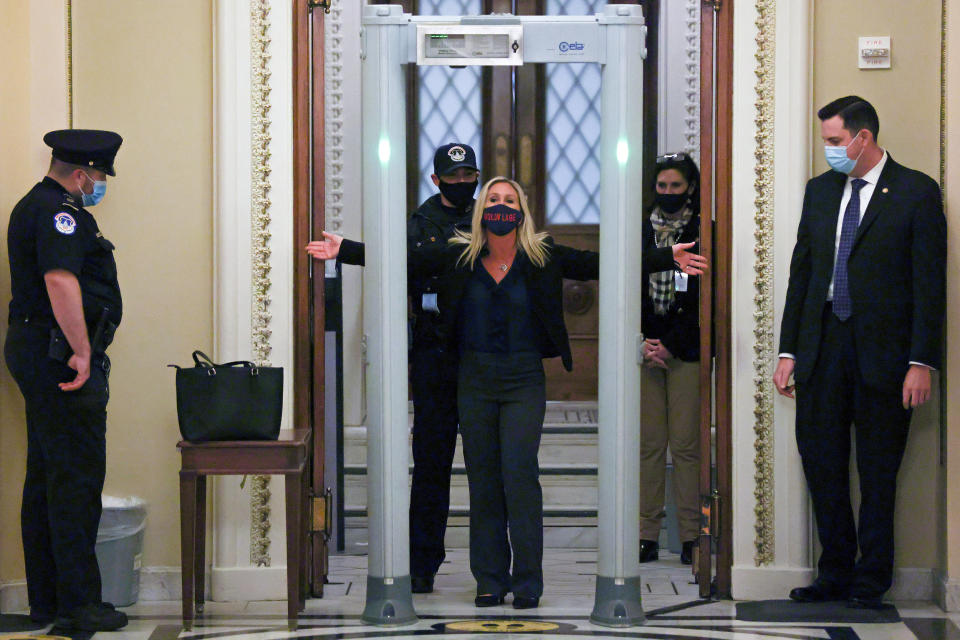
[888,568,935,601]
[3,565,289,611]
[731,565,814,600]
[733,565,939,603]
[210,566,289,601]
[936,570,960,612]
[0,580,28,614]
[139,566,183,602]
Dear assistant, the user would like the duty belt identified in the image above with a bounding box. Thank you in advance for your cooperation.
[11,310,117,354]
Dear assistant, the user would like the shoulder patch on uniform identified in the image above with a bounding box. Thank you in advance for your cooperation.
[53,212,77,235]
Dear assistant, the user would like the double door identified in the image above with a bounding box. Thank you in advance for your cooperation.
[401,0,658,399]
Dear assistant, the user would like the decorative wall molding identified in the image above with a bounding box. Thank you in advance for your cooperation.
[324,0,345,232]
[683,0,700,163]
[751,0,776,566]
[657,0,700,161]
[249,0,274,567]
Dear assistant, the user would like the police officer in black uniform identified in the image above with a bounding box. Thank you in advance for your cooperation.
[407,143,480,593]
[4,129,127,631]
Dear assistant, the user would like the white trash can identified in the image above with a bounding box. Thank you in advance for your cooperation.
[96,496,146,607]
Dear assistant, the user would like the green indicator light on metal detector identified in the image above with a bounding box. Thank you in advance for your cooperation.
[617,139,629,165]
[378,137,391,165]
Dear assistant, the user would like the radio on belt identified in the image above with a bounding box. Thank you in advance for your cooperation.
[416,24,523,66]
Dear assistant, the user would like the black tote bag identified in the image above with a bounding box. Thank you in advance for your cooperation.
[171,350,283,442]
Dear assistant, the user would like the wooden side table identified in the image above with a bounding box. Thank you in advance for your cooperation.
[177,429,311,630]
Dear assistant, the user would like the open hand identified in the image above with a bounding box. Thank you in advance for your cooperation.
[305,231,344,261]
[672,242,708,276]
[59,353,90,392]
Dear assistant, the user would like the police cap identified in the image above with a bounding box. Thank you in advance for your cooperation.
[433,142,478,176]
[43,129,123,176]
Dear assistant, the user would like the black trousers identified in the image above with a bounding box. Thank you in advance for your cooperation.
[4,322,111,614]
[795,307,912,597]
[408,346,460,578]
[457,351,545,598]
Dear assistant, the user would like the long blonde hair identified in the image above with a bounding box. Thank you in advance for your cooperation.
[450,176,550,269]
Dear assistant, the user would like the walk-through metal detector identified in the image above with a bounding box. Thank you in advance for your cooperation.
[360,4,646,627]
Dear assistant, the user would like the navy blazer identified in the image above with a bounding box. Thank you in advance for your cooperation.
[778,156,946,393]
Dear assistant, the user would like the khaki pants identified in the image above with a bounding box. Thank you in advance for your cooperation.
[639,358,701,543]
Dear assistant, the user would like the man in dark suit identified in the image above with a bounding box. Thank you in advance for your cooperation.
[773,96,945,609]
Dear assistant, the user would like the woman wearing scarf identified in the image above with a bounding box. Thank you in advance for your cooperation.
[638,152,703,566]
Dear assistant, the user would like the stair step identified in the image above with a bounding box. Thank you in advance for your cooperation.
[343,463,597,475]
[344,474,597,509]
[344,430,598,466]
[345,511,598,549]
[344,507,598,518]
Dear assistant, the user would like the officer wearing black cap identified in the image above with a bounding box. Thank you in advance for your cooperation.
[406,142,479,593]
[4,129,127,631]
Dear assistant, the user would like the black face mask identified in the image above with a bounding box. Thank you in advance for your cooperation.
[438,179,478,209]
[655,192,689,214]
[482,204,523,236]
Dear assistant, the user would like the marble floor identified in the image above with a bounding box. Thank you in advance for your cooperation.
[6,550,959,640]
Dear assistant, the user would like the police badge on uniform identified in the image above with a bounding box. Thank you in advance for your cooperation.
[53,212,77,235]
[447,146,466,162]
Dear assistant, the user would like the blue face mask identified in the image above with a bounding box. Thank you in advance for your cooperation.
[824,131,864,175]
[80,171,107,207]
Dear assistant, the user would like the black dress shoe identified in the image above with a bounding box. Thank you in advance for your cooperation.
[639,539,659,563]
[512,595,539,609]
[474,593,505,607]
[680,540,696,565]
[411,575,434,593]
[847,595,886,610]
[789,582,849,603]
[55,602,128,631]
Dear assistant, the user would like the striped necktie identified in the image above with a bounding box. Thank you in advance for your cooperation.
[832,178,867,321]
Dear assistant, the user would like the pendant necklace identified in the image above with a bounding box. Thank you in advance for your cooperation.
[499,263,508,272]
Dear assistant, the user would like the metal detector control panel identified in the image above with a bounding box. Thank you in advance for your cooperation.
[416,24,523,66]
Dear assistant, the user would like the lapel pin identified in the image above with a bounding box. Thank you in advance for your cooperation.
[882,187,889,193]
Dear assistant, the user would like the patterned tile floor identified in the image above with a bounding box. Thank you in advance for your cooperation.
[5,550,959,640]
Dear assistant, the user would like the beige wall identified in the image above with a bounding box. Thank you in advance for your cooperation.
[0,0,34,585]
[0,0,71,586]
[813,0,945,572]
[0,0,214,584]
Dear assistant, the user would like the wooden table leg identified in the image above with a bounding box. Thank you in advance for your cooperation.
[285,472,302,630]
[300,464,309,608]
[179,471,197,631]
[195,475,207,614]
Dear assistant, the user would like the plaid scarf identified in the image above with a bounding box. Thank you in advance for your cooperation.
[648,206,693,315]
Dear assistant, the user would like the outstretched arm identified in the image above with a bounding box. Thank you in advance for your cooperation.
[643,242,708,276]
[306,231,365,266]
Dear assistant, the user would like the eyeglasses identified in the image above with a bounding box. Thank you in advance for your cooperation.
[656,152,690,163]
